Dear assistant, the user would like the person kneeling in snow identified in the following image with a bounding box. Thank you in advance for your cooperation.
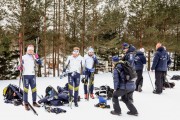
[94,96,110,108]
[110,56,138,116]
[19,45,41,110]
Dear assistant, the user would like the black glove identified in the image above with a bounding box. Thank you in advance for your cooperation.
[63,69,66,72]
[81,77,85,83]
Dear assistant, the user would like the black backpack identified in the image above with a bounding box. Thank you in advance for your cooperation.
[95,85,114,99]
[115,61,137,82]
[45,86,58,97]
[171,75,180,80]
[3,84,23,105]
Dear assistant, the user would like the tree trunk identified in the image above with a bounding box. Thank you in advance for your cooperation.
[53,0,56,77]
[20,0,25,54]
[43,0,47,77]
[57,0,61,76]
[62,0,66,69]
[82,0,86,56]
[92,0,95,48]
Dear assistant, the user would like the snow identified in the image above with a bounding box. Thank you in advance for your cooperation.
[0,71,180,120]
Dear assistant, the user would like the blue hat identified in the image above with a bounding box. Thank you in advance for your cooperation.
[112,56,119,62]
[122,43,129,49]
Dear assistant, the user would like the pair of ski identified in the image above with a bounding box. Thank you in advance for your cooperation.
[86,72,94,101]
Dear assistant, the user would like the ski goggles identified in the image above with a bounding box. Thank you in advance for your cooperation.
[72,50,79,54]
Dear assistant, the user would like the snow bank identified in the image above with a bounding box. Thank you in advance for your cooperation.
[0,71,180,120]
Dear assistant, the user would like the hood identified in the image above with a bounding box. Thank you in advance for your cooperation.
[136,51,144,55]
[157,47,165,52]
[127,45,136,53]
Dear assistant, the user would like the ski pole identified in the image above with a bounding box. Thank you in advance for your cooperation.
[36,37,39,54]
[166,74,172,78]
[146,67,155,91]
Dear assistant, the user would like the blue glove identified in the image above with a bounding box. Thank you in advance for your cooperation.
[90,68,95,73]
[92,55,96,60]
[83,70,86,75]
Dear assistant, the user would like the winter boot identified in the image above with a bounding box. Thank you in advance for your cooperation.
[74,102,78,107]
[90,94,95,99]
[84,94,88,99]
[162,86,165,90]
[138,85,142,92]
[25,104,30,111]
[110,110,121,116]
[153,90,161,94]
[33,102,41,107]
[127,111,138,116]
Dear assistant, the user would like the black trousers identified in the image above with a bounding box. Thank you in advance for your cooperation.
[135,70,143,89]
[155,71,166,93]
[162,71,167,86]
[112,89,138,114]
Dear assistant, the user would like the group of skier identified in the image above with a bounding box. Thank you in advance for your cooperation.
[18,45,98,109]
[17,41,172,117]
[63,46,98,107]
[110,42,171,116]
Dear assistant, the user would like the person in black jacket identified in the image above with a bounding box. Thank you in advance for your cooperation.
[151,43,169,94]
[122,43,136,102]
[110,56,138,116]
[134,49,146,92]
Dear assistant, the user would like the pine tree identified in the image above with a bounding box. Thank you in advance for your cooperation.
[0,36,19,80]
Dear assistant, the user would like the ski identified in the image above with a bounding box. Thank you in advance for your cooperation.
[37,95,51,112]
[87,79,90,101]
[69,95,73,109]
[34,37,39,76]
[27,102,38,116]
[18,33,23,92]
[87,72,94,101]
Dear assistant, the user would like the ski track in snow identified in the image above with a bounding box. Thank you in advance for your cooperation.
[0,71,180,120]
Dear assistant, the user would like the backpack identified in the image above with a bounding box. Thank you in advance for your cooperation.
[163,82,175,88]
[171,75,180,80]
[116,61,137,82]
[38,85,70,106]
[3,84,23,105]
[94,85,114,99]
[115,61,137,91]
[45,86,58,97]
[129,52,136,69]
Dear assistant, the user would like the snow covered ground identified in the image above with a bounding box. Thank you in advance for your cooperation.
[0,71,180,120]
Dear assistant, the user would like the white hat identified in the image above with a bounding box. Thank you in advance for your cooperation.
[27,45,34,51]
[139,48,145,53]
[88,48,94,53]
